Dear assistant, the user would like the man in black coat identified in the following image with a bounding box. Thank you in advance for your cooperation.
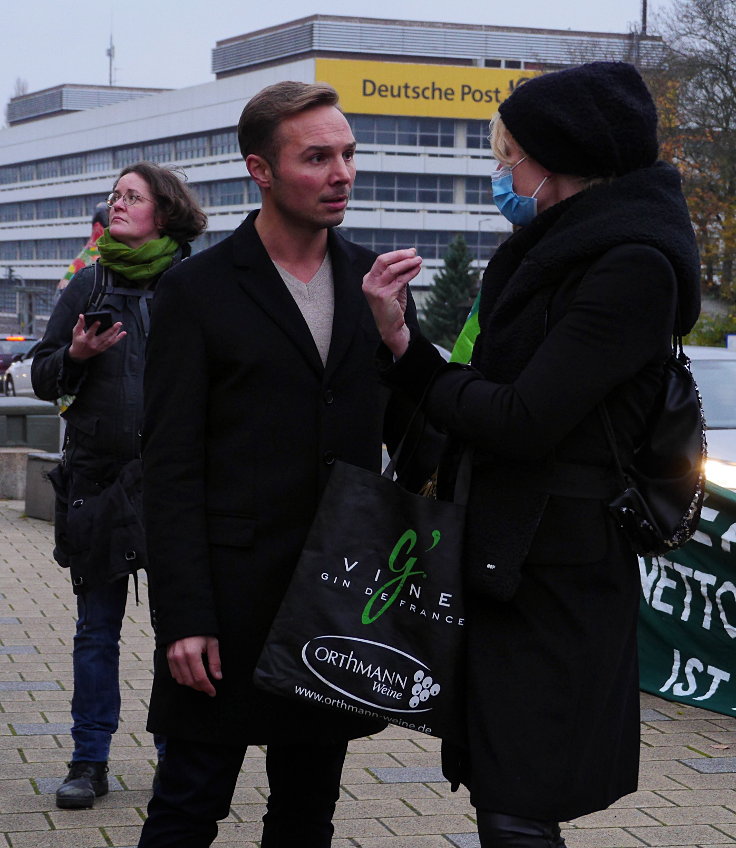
[137,82,416,847]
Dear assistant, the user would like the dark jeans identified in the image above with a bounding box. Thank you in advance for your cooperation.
[137,736,349,847]
[477,812,568,848]
[71,575,164,763]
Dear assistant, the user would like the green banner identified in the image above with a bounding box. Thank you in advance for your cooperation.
[639,482,736,715]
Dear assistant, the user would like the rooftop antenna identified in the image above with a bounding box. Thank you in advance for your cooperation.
[106,32,115,86]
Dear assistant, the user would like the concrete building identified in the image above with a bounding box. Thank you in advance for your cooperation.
[0,15,663,329]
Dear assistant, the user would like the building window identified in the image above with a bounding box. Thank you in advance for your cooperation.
[466,120,490,150]
[212,180,245,206]
[60,155,85,177]
[0,166,20,185]
[19,241,35,260]
[246,179,260,204]
[114,146,143,168]
[467,230,500,260]
[37,239,59,260]
[37,159,60,179]
[37,199,59,219]
[143,142,173,163]
[210,130,238,156]
[59,197,86,218]
[0,195,109,223]
[198,179,246,207]
[19,164,35,182]
[0,204,19,223]
[350,115,455,148]
[175,135,209,160]
[87,150,114,172]
[0,242,18,261]
[340,228,498,262]
[353,173,454,204]
[465,176,493,206]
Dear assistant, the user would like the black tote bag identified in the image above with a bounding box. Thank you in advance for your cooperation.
[253,454,469,739]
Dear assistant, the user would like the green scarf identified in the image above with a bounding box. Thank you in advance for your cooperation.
[97,229,179,281]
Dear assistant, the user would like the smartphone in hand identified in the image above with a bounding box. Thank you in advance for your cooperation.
[84,311,114,335]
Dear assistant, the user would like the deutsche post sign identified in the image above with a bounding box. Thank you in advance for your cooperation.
[315,58,538,120]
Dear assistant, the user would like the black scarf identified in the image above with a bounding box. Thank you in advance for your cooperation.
[472,161,700,385]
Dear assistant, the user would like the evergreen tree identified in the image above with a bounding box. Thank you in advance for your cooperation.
[420,235,479,350]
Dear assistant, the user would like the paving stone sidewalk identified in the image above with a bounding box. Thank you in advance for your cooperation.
[1,498,735,847]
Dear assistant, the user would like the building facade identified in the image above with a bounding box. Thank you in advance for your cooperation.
[0,15,662,328]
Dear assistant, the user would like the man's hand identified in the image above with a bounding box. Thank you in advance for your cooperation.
[67,313,126,362]
[166,636,222,698]
[363,248,422,359]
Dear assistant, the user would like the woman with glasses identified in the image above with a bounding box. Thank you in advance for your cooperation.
[32,162,207,810]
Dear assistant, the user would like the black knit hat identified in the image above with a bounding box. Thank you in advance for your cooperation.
[498,61,658,177]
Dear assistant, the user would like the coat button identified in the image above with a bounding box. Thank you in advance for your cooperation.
[323,450,336,465]
[324,389,334,405]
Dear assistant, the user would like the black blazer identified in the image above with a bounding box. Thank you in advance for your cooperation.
[142,212,417,745]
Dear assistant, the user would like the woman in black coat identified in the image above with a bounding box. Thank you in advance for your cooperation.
[363,62,701,847]
[32,162,206,810]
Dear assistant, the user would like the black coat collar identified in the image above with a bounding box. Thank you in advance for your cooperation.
[231,210,367,379]
[474,162,701,383]
[482,162,701,335]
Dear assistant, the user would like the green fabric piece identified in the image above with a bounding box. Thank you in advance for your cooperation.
[449,292,481,364]
[97,229,178,281]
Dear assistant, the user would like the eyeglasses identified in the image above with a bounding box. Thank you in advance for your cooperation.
[106,190,153,208]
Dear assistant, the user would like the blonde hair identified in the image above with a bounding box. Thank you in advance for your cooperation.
[489,115,521,166]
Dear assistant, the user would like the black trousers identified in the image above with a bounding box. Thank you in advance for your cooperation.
[137,736,348,847]
[477,811,568,848]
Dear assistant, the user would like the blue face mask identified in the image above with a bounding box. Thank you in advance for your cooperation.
[491,157,549,227]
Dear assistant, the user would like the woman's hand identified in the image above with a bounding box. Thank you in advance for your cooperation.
[363,248,422,359]
[67,314,126,362]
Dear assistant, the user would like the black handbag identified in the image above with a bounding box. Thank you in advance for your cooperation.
[602,333,706,556]
[253,449,469,740]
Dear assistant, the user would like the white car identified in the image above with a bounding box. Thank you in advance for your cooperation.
[3,341,39,398]
[685,344,736,489]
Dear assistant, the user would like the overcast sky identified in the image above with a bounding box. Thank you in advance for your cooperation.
[3,0,673,122]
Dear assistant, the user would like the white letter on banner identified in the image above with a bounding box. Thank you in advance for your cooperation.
[639,557,659,604]
[693,570,717,630]
[673,657,704,696]
[651,561,676,615]
[694,665,731,701]
[660,648,681,693]
[723,522,736,553]
[716,581,736,638]
[673,563,694,621]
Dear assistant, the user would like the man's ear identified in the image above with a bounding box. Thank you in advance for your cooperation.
[246,154,272,189]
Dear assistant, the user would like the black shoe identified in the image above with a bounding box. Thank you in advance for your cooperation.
[56,761,109,809]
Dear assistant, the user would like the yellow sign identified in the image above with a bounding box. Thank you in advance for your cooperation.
[315,58,538,120]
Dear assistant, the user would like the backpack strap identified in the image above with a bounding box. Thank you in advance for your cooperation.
[85,262,108,312]
[86,264,155,336]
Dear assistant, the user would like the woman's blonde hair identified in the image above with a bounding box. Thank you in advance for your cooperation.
[489,115,520,167]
